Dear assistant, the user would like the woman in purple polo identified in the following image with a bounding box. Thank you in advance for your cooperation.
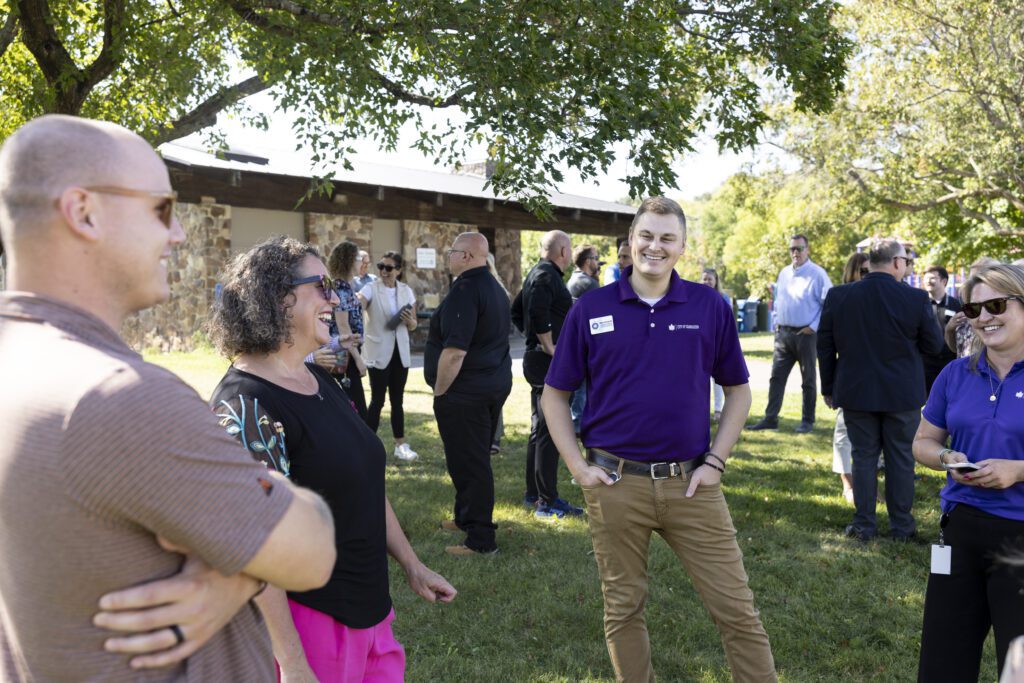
[913,264,1024,682]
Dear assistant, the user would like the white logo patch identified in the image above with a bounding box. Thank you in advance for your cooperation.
[589,315,615,335]
[668,323,700,331]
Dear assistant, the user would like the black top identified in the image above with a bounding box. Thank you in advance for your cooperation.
[210,364,391,628]
[817,273,945,412]
[511,258,573,349]
[922,293,962,369]
[424,265,513,399]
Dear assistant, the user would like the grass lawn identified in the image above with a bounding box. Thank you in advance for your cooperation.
[145,336,996,682]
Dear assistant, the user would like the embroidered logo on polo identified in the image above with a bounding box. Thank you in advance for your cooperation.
[589,315,614,335]
[1017,391,1023,399]
[667,324,700,331]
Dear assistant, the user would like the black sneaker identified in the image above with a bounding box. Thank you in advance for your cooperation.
[746,419,779,431]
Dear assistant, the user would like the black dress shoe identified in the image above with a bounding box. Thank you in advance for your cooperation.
[794,421,814,434]
[845,524,876,542]
[746,419,779,431]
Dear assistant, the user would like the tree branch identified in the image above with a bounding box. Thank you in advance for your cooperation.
[952,196,1006,233]
[373,73,469,108]
[83,0,127,90]
[0,11,19,60]
[847,168,997,212]
[152,75,272,145]
[15,0,84,93]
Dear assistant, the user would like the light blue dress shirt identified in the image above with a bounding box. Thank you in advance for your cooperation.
[773,260,832,331]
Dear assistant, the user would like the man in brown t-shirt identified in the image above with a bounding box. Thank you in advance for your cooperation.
[0,115,337,681]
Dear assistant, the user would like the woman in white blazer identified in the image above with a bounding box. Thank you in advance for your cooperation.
[357,251,419,461]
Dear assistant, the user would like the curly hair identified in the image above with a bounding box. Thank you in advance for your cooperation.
[207,236,321,357]
[327,241,359,281]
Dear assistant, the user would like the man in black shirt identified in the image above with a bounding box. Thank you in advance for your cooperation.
[425,232,513,555]
[512,230,583,519]
[919,265,962,395]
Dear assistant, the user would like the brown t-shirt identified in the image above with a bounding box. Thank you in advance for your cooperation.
[0,293,294,682]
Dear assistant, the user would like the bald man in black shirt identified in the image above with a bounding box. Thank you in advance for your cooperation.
[425,232,513,555]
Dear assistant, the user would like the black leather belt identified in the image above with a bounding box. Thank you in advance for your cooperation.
[776,324,809,332]
[587,448,703,480]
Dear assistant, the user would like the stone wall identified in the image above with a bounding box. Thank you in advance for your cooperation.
[305,213,374,258]
[401,220,476,309]
[121,200,231,351]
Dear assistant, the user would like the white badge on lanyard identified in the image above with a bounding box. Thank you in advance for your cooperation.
[930,512,951,575]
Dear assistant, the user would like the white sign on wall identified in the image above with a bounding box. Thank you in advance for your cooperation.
[416,248,436,269]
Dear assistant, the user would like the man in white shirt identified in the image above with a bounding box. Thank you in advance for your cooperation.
[748,234,832,434]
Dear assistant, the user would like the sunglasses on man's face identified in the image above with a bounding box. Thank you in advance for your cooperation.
[82,186,178,227]
[377,263,397,272]
[962,296,1022,319]
[789,246,806,253]
[289,274,335,301]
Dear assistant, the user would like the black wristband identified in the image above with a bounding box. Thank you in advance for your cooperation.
[705,452,727,470]
[252,580,268,600]
[704,460,725,474]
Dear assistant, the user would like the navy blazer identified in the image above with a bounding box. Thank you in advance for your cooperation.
[817,272,945,412]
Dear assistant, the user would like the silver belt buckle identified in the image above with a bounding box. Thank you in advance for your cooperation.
[650,462,677,480]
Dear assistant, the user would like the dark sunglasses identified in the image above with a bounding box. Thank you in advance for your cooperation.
[962,296,1022,319]
[789,246,806,253]
[377,263,397,272]
[894,255,915,267]
[289,274,336,301]
[859,268,869,276]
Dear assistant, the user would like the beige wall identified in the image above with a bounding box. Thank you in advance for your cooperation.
[371,219,402,260]
[232,207,304,254]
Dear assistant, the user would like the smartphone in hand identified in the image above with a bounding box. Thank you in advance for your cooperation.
[947,462,981,472]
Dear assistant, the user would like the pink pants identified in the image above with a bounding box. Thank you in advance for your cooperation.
[281,601,406,682]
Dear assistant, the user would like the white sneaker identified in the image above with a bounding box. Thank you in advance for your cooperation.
[394,443,419,461]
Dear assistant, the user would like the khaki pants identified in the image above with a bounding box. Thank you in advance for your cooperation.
[581,469,776,683]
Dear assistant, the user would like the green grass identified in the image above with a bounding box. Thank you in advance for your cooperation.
[146,340,998,682]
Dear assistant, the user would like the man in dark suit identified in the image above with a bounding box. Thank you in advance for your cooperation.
[818,239,944,542]
[919,265,962,395]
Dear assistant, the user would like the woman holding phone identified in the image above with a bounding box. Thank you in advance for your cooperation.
[913,264,1024,682]
[358,251,419,461]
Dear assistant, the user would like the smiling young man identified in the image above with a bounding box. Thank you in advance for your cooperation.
[542,197,777,682]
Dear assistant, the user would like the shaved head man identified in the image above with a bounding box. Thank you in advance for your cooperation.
[0,116,336,681]
[512,229,582,518]
[426,231,513,555]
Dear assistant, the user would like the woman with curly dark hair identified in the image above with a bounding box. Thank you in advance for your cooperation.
[208,236,456,682]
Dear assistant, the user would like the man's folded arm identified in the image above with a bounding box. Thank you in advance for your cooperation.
[241,471,336,591]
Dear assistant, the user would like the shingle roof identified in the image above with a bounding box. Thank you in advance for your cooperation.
[160,141,636,215]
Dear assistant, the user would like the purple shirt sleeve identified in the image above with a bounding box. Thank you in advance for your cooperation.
[711,296,749,386]
[545,301,586,391]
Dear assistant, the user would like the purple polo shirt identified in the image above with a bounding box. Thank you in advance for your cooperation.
[923,352,1024,521]
[546,268,748,462]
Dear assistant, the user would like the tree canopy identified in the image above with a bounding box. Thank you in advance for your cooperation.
[775,0,1024,264]
[1,0,849,212]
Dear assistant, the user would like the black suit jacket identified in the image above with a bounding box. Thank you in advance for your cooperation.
[817,273,945,412]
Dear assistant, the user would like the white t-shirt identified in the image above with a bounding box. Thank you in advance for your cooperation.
[360,283,400,316]
[638,296,663,307]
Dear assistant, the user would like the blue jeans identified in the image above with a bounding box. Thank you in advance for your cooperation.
[570,380,587,433]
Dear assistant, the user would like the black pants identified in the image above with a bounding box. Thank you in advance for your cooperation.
[526,385,560,503]
[844,408,918,538]
[918,504,1024,682]
[763,327,817,423]
[434,391,507,552]
[366,345,408,439]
